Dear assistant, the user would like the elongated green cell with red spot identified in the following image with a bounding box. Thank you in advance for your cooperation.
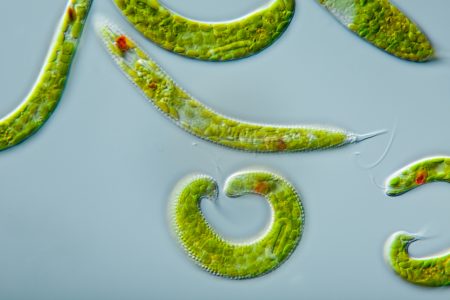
[0,0,92,151]
[386,157,450,196]
[96,20,383,153]
[170,170,304,279]
[318,0,434,61]
[113,0,295,61]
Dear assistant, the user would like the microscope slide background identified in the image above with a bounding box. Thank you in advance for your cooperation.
[0,0,449,299]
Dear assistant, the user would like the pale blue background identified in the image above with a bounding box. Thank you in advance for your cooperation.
[0,0,449,299]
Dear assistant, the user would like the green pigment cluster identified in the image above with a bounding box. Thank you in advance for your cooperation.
[385,232,450,287]
[319,0,434,61]
[0,0,91,151]
[113,0,295,61]
[386,157,450,196]
[96,21,377,152]
[171,171,304,279]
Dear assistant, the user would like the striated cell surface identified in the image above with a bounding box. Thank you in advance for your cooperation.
[113,0,295,61]
[170,171,304,279]
[97,20,382,152]
[318,0,434,61]
[0,0,92,150]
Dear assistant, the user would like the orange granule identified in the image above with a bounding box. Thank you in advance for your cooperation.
[254,182,269,194]
[116,35,130,52]
[68,7,76,21]
[415,170,428,185]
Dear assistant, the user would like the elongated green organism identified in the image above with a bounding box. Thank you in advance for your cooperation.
[384,231,450,287]
[0,0,92,151]
[318,0,434,61]
[384,157,450,287]
[112,0,294,61]
[97,20,383,152]
[386,157,450,197]
[170,170,304,279]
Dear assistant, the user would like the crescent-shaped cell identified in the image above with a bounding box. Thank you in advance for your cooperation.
[170,170,304,279]
[113,0,295,61]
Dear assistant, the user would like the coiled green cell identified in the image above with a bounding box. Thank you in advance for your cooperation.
[385,231,450,287]
[113,0,295,61]
[385,157,450,287]
[0,0,92,151]
[386,157,450,197]
[318,0,434,61]
[97,20,383,152]
[170,170,304,279]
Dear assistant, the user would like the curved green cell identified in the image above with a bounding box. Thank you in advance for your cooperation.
[97,20,383,152]
[385,158,450,287]
[384,231,450,287]
[170,170,304,279]
[386,157,450,196]
[112,0,294,61]
[318,0,434,61]
[0,0,92,151]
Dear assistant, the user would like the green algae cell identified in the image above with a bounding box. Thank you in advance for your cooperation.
[385,231,450,287]
[385,157,450,196]
[0,0,92,151]
[97,20,383,153]
[170,170,304,279]
[385,157,450,287]
[113,0,295,61]
[318,0,434,61]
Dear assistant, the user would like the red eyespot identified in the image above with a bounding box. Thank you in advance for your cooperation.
[68,7,76,21]
[415,170,427,185]
[254,182,269,194]
[148,82,158,90]
[116,35,130,52]
[276,139,287,151]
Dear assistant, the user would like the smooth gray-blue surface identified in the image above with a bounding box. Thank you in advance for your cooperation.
[0,0,449,299]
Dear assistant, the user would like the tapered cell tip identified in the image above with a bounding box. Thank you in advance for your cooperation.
[349,129,387,143]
